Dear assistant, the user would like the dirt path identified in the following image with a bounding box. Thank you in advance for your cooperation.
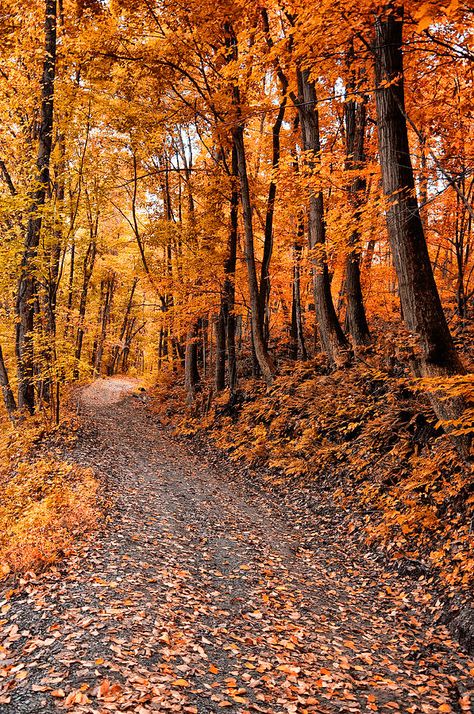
[1,378,473,713]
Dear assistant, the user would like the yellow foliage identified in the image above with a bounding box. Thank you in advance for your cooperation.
[0,418,101,577]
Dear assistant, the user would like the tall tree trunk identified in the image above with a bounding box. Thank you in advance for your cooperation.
[233,126,276,383]
[40,132,65,407]
[374,5,464,382]
[296,68,349,366]
[343,60,371,346]
[374,4,467,446]
[225,21,276,383]
[258,97,287,342]
[15,0,57,412]
[185,322,200,404]
[64,236,75,337]
[94,273,115,376]
[120,318,145,373]
[290,225,308,361]
[216,146,238,393]
[226,158,238,395]
[215,311,226,391]
[73,239,96,379]
[0,345,17,420]
[111,277,138,374]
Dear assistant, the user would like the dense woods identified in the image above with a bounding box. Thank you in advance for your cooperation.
[0,0,471,419]
[1,2,474,710]
[0,0,473,570]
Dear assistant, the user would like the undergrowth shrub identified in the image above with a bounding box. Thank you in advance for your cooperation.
[0,416,100,577]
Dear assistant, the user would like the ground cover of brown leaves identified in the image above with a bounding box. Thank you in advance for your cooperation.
[152,363,474,595]
[1,377,473,713]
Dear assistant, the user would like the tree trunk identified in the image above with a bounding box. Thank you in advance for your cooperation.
[374,4,468,448]
[296,68,349,366]
[233,126,276,383]
[343,58,371,346]
[73,239,96,379]
[374,6,464,380]
[290,236,308,361]
[258,97,287,342]
[64,236,75,337]
[216,146,239,393]
[226,157,238,394]
[0,345,17,420]
[120,318,145,373]
[15,0,57,413]
[225,21,276,383]
[94,273,115,376]
[185,322,200,404]
[215,311,226,391]
[112,278,138,374]
[40,132,65,407]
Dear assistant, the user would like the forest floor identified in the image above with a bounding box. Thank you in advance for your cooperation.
[1,377,473,714]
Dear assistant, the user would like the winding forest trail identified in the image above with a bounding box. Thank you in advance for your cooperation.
[1,378,473,713]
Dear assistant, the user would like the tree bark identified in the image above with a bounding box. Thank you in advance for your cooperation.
[374,5,464,379]
[93,273,115,376]
[215,310,226,391]
[258,97,287,342]
[226,155,238,394]
[290,222,308,361]
[225,21,276,384]
[216,146,239,393]
[15,0,57,412]
[343,63,371,346]
[73,238,96,379]
[374,5,468,450]
[185,322,200,404]
[111,277,138,374]
[0,345,17,420]
[233,126,276,383]
[296,68,349,366]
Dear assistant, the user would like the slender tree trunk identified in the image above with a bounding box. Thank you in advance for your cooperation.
[40,133,65,407]
[343,65,371,346]
[258,97,287,341]
[216,147,239,393]
[64,237,75,337]
[73,239,96,379]
[226,158,238,394]
[233,126,276,383]
[364,238,376,271]
[121,318,145,373]
[297,68,349,366]
[94,273,115,376]
[0,159,17,197]
[46,133,65,337]
[290,234,308,361]
[185,322,200,404]
[225,22,276,383]
[112,278,138,374]
[0,345,17,420]
[15,0,57,412]
[215,311,226,391]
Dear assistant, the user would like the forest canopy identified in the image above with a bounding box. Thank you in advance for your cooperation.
[0,0,472,428]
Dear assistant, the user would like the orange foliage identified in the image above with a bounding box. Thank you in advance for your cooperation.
[0,417,101,576]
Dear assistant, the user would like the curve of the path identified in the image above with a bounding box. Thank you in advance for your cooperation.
[1,378,473,713]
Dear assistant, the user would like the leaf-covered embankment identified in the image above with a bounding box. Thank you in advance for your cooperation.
[0,414,101,577]
[150,362,474,650]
